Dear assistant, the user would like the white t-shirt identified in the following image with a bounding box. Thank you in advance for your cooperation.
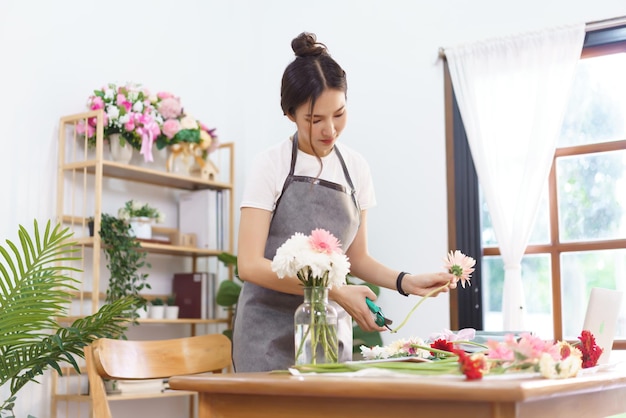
[241,138,377,212]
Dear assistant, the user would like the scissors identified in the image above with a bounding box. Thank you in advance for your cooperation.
[365,298,393,330]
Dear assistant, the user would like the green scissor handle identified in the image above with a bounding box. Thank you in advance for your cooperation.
[366,297,392,328]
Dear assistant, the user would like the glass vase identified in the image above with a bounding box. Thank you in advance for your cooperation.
[294,286,339,365]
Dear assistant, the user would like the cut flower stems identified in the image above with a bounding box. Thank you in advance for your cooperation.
[292,329,604,381]
[294,287,339,364]
[272,229,350,365]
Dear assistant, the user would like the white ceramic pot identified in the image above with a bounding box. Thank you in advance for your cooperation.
[109,133,133,164]
[136,306,149,319]
[165,306,179,319]
[148,305,165,319]
[129,217,153,240]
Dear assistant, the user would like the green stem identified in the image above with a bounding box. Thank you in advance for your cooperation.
[391,283,450,333]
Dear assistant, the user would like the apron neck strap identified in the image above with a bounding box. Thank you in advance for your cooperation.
[289,133,356,193]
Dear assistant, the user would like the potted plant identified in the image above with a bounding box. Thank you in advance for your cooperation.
[87,216,95,237]
[0,220,137,416]
[165,294,179,319]
[99,213,151,315]
[117,199,165,240]
[148,297,165,319]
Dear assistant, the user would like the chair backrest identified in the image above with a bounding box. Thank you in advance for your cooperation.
[85,333,232,418]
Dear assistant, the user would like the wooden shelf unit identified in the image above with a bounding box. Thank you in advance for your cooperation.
[52,110,235,418]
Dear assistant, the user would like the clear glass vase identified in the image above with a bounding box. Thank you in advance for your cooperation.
[294,286,339,365]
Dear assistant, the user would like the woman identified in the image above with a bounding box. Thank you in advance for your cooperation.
[232,32,456,372]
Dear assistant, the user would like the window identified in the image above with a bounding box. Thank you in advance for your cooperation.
[447,23,626,344]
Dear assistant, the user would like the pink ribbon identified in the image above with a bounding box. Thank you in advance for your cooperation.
[137,118,159,162]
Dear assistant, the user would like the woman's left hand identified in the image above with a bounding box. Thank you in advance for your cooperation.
[401,272,457,297]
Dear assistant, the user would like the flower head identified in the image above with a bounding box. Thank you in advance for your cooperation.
[443,250,475,288]
[456,350,487,380]
[360,336,430,360]
[576,330,603,368]
[538,342,582,379]
[309,228,342,254]
[271,229,350,288]
[430,339,455,356]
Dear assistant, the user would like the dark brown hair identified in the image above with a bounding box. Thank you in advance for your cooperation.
[280,32,347,117]
[280,33,347,168]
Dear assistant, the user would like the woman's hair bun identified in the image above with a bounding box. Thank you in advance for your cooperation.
[291,32,327,57]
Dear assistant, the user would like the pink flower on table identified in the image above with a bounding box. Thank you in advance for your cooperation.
[486,339,515,362]
[309,228,342,254]
[513,333,559,361]
[430,328,476,342]
[158,97,182,119]
[443,250,476,288]
[162,119,182,139]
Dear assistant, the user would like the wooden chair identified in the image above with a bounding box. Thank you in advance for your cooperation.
[85,333,232,418]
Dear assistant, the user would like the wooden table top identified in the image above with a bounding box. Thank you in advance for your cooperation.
[169,367,626,403]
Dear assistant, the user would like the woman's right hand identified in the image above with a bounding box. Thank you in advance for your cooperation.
[330,284,388,333]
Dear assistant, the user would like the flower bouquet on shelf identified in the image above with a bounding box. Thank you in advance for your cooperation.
[76,82,162,163]
[117,200,165,240]
[271,228,351,365]
[152,91,219,176]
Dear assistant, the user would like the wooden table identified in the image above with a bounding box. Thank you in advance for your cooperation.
[169,368,626,418]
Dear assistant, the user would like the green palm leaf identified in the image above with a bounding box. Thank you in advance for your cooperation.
[0,220,137,415]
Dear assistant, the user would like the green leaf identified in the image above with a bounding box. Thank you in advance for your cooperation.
[352,325,383,353]
[0,220,137,411]
[174,129,201,144]
[216,280,241,307]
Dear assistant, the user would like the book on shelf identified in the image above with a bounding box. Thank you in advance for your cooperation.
[172,272,217,319]
[114,379,164,394]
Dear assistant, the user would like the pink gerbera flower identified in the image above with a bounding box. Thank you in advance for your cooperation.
[309,228,341,254]
[443,250,476,288]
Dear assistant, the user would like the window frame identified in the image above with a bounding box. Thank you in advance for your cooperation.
[445,23,626,346]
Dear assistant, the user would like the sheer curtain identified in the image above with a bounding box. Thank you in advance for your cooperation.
[445,24,585,330]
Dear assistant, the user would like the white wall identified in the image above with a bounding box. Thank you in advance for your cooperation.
[2,1,626,416]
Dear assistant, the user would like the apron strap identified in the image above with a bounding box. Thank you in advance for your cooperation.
[284,132,359,210]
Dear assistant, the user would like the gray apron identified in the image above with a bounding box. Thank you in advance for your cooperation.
[232,134,361,372]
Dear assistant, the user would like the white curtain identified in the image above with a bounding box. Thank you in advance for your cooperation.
[445,24,585,330]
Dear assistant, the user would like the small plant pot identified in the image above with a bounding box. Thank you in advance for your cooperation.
[136,306,149,319]
[165,306,179,319]
[148,305,165,319]
[129,217,153,240]
[88,220,95,237]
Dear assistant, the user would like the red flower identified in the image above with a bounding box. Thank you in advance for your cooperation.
[454,349,486,380]
[430,339,455,356]
[578,330,603,368]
